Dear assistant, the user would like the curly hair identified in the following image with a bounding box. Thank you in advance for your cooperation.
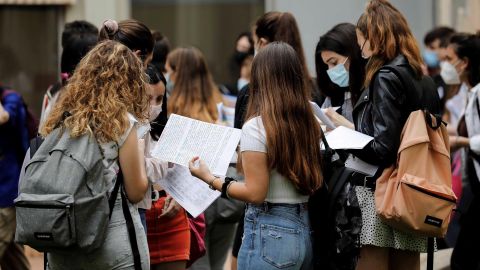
[41,40,149,143]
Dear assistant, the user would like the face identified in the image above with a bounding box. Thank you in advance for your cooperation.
[165,61,176,83]
[236,36,251,53]
[146,81,165,107]
[321,50,350,70]
[444,45,468,76]
[427,39,448,62]
[356,29,373,59]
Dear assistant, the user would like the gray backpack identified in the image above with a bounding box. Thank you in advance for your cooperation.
[15,127,115,253]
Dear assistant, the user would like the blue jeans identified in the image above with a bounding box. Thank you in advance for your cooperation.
[237,203,313,270]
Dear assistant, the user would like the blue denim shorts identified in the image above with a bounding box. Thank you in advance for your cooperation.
[237,202,313,270]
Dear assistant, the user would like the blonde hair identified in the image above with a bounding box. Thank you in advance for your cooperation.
[167,47,221,123]
[41,40,149,143]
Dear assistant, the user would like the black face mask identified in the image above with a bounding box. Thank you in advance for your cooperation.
[233,51,250,66]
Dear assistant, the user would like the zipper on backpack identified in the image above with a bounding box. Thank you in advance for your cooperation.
[404,183,456,203]
[15,203,70,209]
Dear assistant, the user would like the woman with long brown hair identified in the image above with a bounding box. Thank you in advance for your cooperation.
[234,11,319,129]
[41,40,151,269]
[352,1,440,269]
[230,13,317,269]
[167,47,222,123]
[189,42,323,270]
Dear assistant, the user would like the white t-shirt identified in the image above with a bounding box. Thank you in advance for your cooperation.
[240,116,309,203]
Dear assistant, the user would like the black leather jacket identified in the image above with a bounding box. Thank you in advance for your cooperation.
[351,55,441,168]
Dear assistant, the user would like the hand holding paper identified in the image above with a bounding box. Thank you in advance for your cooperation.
[189,156,213,183]
[151,114,241,176]
[310,102,336,130]
[158,166,220,218]
[324,108,355,130]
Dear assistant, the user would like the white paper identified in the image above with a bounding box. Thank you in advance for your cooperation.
[321,106,340,113]
[310,101,336,130]
[345,154,379,176]
[325,126,373,149]
[151,114,242,176]
[158,166,220,218]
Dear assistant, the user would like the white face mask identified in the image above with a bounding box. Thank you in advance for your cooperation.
[440,60,461,85]
[149,104,163,122]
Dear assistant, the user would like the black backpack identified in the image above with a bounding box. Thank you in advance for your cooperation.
[309,130,362,270]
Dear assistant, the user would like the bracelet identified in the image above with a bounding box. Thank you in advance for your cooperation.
[221,177,237,199]
[208,176,219,190]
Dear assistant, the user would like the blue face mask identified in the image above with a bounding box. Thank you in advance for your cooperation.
[326,58,349,87]
[423,50,439,68]
[165,73,174,96]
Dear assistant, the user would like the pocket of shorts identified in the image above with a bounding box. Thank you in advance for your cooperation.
[261,224,300,269]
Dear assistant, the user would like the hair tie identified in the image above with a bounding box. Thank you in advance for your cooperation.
[103,19,119,37]
[60,72,69,81]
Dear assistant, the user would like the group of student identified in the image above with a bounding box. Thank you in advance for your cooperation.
[2,0,480,269]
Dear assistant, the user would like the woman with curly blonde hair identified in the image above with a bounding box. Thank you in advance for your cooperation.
[41,40,151,269]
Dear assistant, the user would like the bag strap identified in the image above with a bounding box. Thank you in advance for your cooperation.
[318,123,331,152]
[381,65,446,131]
[426,237,434,270]
[424,111,446,130]
[476,94,480,122]
[115,167,142,270]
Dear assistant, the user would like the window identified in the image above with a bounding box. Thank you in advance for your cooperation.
[0,5,61,116]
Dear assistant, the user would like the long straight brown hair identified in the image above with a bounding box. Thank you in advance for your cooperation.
[245,42,323,195]
[167,47,221,123]
[357,0,423,87]
[255,12,313,97]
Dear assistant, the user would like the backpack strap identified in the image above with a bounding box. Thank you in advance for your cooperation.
[427,237,434,270]
[116,170,142,270]
[378,65,418,108]
[476,93,480,122]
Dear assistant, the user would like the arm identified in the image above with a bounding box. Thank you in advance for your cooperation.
[143,135,169,184]
[324,109,354,129]
[449,135,469,152]
[145,157,169,184]
[119,128,149,203]
[352,72,405,167]
[189,151,270,204]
